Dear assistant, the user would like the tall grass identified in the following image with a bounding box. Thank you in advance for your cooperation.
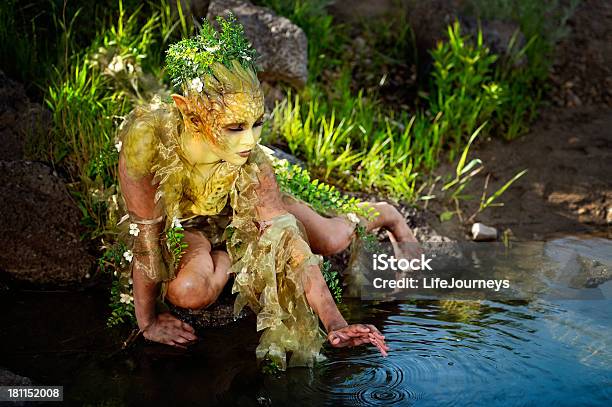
[32,0,194,238]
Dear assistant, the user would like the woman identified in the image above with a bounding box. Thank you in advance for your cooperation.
[117,14,416,370]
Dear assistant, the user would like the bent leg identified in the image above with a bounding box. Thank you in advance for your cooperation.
[284,196,419,256]
[166,229,231,310]
[282,196,355,256]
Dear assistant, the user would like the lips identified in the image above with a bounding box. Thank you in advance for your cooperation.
[238,150,251,157]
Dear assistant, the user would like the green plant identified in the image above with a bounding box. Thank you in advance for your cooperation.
[438,123,527,223]
[274,159,377,219]
[321,260,342,303]
[99,240,136,327]
[429,22,502,158]
[165,12,257,88]
[165,220,189,268]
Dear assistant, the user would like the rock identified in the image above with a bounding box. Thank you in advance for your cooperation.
[0,367,32,385]
[0,160,94,286]
[266,145,305,168]
[207,0,309,89]
[260,80,286,114]
[0,70,51,161]
[471,222,498,241]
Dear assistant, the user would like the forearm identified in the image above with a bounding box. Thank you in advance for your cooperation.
[302,264,347,332]
[133,268,160,330]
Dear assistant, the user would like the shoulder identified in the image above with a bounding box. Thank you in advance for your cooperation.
[119,98,180,179]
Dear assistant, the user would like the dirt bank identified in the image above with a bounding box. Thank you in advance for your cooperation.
[432,105,611,241]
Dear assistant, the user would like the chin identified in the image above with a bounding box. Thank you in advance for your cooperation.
[227,156,248,165]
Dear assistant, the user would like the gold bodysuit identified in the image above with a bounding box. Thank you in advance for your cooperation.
[117,98,327,369]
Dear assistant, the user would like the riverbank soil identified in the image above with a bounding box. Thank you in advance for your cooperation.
[431,0,611,241]
[433,106,611,241]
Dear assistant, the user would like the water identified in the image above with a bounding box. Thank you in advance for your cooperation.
[1,237,611,406]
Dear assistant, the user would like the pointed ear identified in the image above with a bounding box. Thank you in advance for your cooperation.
[171,94,190,116]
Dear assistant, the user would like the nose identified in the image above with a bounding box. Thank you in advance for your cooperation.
[242,128,256,148]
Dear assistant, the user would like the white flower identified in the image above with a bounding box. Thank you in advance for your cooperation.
[129,223,140,236]
[347,212,360,224]
[123,250,133,263]
[204,45,220,52]
[189,77,203,93]
[114,140,122,152]
[128,278,133,285]
[171,216,183,229]
[107,55,125,73]
[119,293,134,304]
[243,55,252,61]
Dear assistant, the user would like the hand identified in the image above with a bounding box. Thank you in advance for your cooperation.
[380,204,422,260]
[327,323,389,356]
[142,312,198,349]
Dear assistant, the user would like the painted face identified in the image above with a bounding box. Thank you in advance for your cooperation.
[178,89,265,167]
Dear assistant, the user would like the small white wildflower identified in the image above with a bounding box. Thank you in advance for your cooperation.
[243,55,252,61]
[123,250,133,263]
[113,271,118,277]
[129,223,140,236]
[347,212,360,224]
[204,45,220,52]
[119,293,133,304]
[171,216,183,229]
[189,77,203,93]
[114,140,122,152]
[108,55,125,73]
[128,278,133,285]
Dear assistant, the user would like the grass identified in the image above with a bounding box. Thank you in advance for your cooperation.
[262,0,575,204]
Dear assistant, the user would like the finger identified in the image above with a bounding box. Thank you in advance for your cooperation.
[366,325,385,339]
[370,338,388,357]
[341,329,371,338]
[332,331,352,341]
[347,325,371,334]
[368,332,389,349]
[387,231,403,259]
[182,332,199,341]
[328,333,346,347]
[170,340,188,350]
[171,334,191,344]
[181,322,196,334]
[178,329,198,341]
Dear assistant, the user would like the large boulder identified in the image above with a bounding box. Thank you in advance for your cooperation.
[0,71,51,161]
[207,0,309,89]
[0,160,94,286]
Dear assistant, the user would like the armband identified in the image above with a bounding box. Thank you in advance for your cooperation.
[129,213,172,282]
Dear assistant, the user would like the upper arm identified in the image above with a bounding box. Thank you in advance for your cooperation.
[117,113,162,219]
[253,160,287,221]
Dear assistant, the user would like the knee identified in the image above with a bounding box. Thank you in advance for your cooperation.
[167,276,215,310]
[315,218,355,256]
[167,254,217,310]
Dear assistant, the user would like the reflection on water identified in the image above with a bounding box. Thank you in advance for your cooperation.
[1,238,611,406]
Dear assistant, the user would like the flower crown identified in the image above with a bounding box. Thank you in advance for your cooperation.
[165,12,259,91]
